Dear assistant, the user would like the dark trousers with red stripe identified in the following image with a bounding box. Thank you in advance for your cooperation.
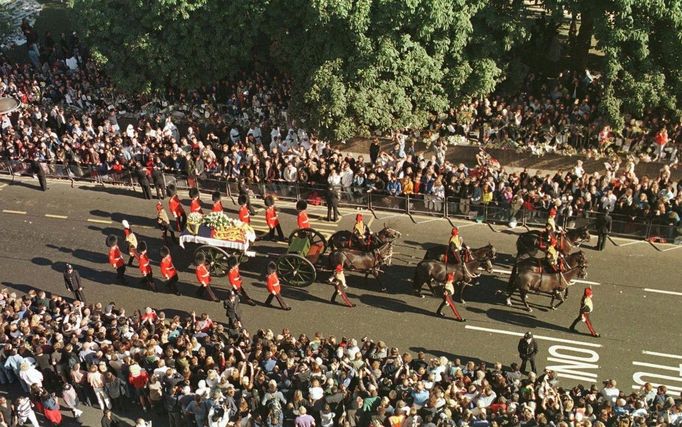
[196,283,218,301]
[266,224,284,240]
[436,291,463,321]
[235,286,255,305]
[331,282,354,307]
[164,275,179,293]
[175,214,187,233]
[115,265,127,284]
[140,272,157,292]
[265,293,289,309]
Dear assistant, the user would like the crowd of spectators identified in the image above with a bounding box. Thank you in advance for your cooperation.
[1,25,681,237]
[1,287,682,427]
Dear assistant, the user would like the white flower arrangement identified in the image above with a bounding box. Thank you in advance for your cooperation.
[202,212,233,230]
[187,212,204,225]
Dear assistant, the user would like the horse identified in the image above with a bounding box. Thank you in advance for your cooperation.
[504,251,587,312]
[328,241,395,292]
[516,226,590,258]
[328,225,402,253]
[412,245,497,302]
[423,243,497,268]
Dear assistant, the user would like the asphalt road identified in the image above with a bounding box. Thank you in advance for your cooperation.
[1,176,681,425]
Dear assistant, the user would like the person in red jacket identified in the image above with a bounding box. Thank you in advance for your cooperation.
[167,185,187,232]
[106,235,127,284]
[436,273,465,322]
[135,241,156,292]
[329,264,355,307]
[296,200,311,229]
[127,364,150,412]
[264,196,285,241]
[227,257,255,306]
[189,187,203,214]
[159,246,180,295]
[238,195,250,224]
[211,191,224,212]
[195,252,218,302]
[264,262,290,310]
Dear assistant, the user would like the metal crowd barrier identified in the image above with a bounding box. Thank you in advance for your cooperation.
[1,161,678,244]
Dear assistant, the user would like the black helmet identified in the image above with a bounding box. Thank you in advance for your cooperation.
[296,200,307,211]
[225,289,235,299]
[106,235,118,247]
[237,194,247,205]
[189,187,199,198]
[227,257,238,268]
[212,191,221,202]
[160,246,170,258]
[137,241,147,252]
[195,252,206,265]
[524,331,533,339]
[166,184,177,197]
[264,195,275,207]
[267,261,277,274]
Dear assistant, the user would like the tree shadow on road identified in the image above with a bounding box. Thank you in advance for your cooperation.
[77,184,140,198]
[89,209,157,228]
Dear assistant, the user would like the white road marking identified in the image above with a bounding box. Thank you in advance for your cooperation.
[464,325,603,348]
[45,214,68,219]
[491,268,600,286]
[644,288,682,296]
[367,216,375,228]
[642,351,682,360]
[2,209,27,215]
[87,218,112,224]
[659,245,682,252]
[546,345,600,382]
[616,240,646,247]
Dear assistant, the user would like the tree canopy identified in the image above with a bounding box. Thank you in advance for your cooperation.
[71,0,682,139]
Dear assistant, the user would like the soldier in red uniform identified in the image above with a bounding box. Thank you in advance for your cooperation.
[189,188,203,214]
[227,257,255,306]
[238,195,250,224]
[122,220,138,267]
[195,252,219,302]
[264,261,290,310]
[296,200,311,229]
[159,246,180,295]
[436,273,465,322]
[569,286,599,337]
[106,235,127,284]
[264,196,284,241]
[211,191,224,212]
[135,241,157,292]
[167,185,187,232]
[329,264,354,307]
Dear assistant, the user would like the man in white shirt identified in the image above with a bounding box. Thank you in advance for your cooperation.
[600,379,620,405]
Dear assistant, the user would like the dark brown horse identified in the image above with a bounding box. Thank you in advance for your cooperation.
[328,225,402,253]
[412,245,497,302]
[516,226,591,258]
[505,251,587,312]
[328,241,394,291]
[423,243,497,267]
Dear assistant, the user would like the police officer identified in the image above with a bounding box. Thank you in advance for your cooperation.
[517,331,538,373]
[569,286,600,337]
[223,289,242,330]
[136,162,153,200]
[106,235,127,285]
[63,263,85,302]
[595,208,612,251]
[326,187,341,222]
[264,261,290,310]
[32,159,47,191]
[238,178,256,215]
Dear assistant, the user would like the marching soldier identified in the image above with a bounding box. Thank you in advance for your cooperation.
[569,286,600,337]
[106,235,127,284]
[167,185,187,232]
[264,196,285,241]
[189,188,203,214]
[238,195,251,224]
[156,201,175,243]
[265,261,291,310]
[296,200,311,229]
[329,264,355,307]
[445,227,466,264]
[195,252,219,302]
[436,273,464,322]
[135,241,157,292]
[352,213,371,247]
[159,246,181,295]
[63,263,85,303]
[122,220,138,267]
[211,191,224,212]
[227,257,255,306]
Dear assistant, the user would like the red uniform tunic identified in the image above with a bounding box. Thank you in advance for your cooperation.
[108,245,124,268]
[239,206,250,223]
[160,255,176,279]
[297,211,310,229]
[169,195,185,218]
[196,264,211,286]
[190,199,202,214]
[138,252,152,275]
[228,266,242,290]
[266,272,281,294]
[265,206,279,228]
[212,201,223,212]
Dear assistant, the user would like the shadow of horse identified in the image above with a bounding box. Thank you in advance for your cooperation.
[358,294,438,317]
[467,307,568,333]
